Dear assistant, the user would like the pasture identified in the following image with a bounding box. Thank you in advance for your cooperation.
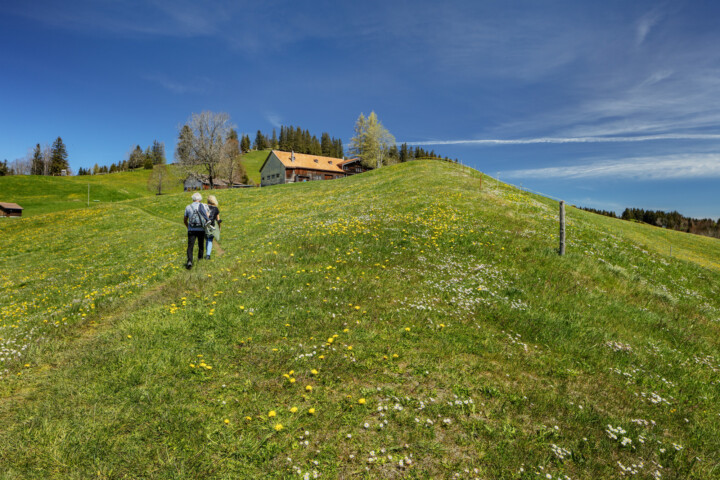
[0,160,718,479]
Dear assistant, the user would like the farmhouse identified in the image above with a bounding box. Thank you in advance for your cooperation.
[183,174,231,191]
[338,157,367,175]
[260,150,360,187]
[0,202,23,217]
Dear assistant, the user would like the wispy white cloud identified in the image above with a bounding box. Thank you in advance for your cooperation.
[636,9,663,46]
[264,112,283,129]
[502,154,720,180]
[404,133,720,146]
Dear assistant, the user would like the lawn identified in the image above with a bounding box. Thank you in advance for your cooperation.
[0,160,718,479]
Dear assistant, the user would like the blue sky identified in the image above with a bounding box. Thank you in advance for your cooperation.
[1,1,719,218]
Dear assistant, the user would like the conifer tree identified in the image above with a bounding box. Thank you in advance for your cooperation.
[49,137,69,175]
[175,126,193,164]
[334,138,344,158]
[31,144,44,175]
[240,134,251,153]
[321,133,332,156]
[151,140,166,165]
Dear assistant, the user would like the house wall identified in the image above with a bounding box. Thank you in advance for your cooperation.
[184,179,202,191]
[260,153,287,187]
[0,209,22,217]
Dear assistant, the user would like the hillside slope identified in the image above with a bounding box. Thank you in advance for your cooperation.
[0,168,185,217]
[1,161,719,479]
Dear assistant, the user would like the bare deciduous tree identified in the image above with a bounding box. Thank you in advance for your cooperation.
[175,111,233,189]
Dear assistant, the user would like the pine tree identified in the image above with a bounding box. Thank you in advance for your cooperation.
[49,137,69,175]
[334,138,344,158]
[255,130,267,150]
[175,126,193,164]
[240,134,251,153]
[31,144,44,175]
[0,159,8,176]
[151,140,166,165]
[399,143,408,162]
[271,128,278,149]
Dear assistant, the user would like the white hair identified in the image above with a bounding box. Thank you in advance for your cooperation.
[192,192,202,202]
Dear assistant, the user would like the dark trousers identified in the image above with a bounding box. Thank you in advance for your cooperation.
[187,230,206,263]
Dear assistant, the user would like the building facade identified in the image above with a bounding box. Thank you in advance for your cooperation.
[259,150,353,187]
[0,202,23,217]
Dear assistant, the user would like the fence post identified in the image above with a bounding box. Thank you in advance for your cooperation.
[559,200,566,255]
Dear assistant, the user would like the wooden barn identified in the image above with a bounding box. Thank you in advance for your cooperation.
[259,150,360,187]
[0,202,23,217]
[184,175,230,191]
[338,157,368,175]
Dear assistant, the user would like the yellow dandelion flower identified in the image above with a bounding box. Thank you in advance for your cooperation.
[268,410,276,417]
[358,398,366,405]
[289,378,296,383]
[290,407,298,413]
[224,419,230,424]
[308,408,315,415]
[305,385,313,392]
[274,423,284,431]
[310,369,318,375]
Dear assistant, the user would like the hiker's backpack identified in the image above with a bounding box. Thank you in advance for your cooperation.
[188,204,205,229]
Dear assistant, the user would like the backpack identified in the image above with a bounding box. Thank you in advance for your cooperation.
[188,203,210,230]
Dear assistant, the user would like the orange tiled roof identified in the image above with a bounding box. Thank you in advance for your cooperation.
[271,150,347,173]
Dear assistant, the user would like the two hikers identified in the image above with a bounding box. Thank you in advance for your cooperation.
[183,193,221,269]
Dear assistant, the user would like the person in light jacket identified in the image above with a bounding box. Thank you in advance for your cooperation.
[183,192,208,269]
[205,195,221,260]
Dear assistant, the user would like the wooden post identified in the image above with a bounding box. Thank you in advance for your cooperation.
[559,200,565,255]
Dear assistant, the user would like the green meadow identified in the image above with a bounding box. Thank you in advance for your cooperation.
[0,169,184,217]
[0,161,719,479]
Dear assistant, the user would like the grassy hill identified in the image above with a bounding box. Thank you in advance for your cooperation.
[0,168,185,217]
[0,152,269,217]
[0,161,719,479]
[241,149,270,184]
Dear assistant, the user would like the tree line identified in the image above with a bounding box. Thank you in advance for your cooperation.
[621,208,720,238]
[579,206,618,218]
[579,205,720,239]
[245,126,345,159]
[77,140,166,175]
[0,137,69,176]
